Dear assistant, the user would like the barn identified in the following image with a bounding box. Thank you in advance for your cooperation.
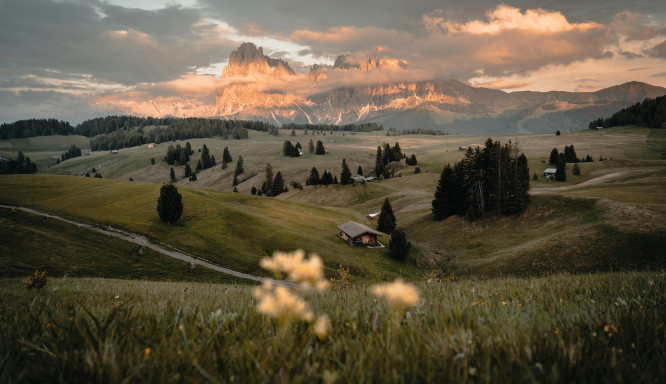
[337,221,383,247]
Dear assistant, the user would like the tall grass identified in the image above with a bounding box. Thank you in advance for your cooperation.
[1,271,664,382]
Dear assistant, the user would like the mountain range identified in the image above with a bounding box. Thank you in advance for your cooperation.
[119,42,666,133]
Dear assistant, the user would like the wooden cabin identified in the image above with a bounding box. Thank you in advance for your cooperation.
[337,221,383,246]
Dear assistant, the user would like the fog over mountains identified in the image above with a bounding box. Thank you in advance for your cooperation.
[119,42,666,133]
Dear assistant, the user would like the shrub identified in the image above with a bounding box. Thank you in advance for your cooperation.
[25,270,48,290]
[156,184,183,223]
[388,227,411,260]
[330,264,352,290]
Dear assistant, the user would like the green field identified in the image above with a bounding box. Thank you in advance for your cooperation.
[1,272,664,382]
[1,126,665,280]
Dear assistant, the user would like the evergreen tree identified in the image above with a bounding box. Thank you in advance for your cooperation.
[307,167,320,185]
[556,130,561,136]
[393,142,403,159]
[406,154,418,166]
[564,145,579,163]
[374,146,384,178]
[388,227,411,260]
[235,156,244,176]
[264,163,274,196]
[309,139,315,153]
[291,129,296,137]
[315,140,326,155]
[533,173,538,181]
[170,167,175,181]
[151,158,155,165]
[516,153,531,211]
[549,148,559,165]
[320,170,333,185]
[572,163,581,176]
[233,174,239,186]
[272,171,285,197]
[340,159,352,185]
[156,184,183,223]
[333,175,338,184]
[223,146,232,163]
[184,164,192,178]
[377,198,397,234]
[186,142,193,155]
[251,186,257,195]
[357,165,363,175]
[431,164,458,220]
[556,153,567,182]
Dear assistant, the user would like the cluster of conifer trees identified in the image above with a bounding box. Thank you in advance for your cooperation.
[306,167,338,186]
[60,144,82,162]
[589,95,665,129]
[385,127,445,136]
[164,142,193,165]
[0,151,37,174]
[281,122,382,132]
[282,141,302,157]
[432,139,530,221]
[0,119,74,139]
[374,142,406,178]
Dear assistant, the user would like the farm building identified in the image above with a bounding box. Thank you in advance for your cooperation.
[351,176,365,184]
[543,168,557,179]
[366,212,380,220]
[338,221,383,247]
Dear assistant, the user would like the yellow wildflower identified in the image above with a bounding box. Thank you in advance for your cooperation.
[144,347,151,360]
[313,315,331,340]
[371,279,420,309]
[260,250,329,292]
[253,282,314,322]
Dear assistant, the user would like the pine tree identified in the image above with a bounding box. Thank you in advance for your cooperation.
[315,140,326,155]
[556,153,566,182]
[291,129,296,137]
[186,142,193,155]
[516,153,530,210]
[151,158,155,165]
[549,148,559,165]
[572,163,581,176]
[251,186,257,195]
[272,171,285,197]
[307,167,320,185]
[388,227,411,260]
[156,184,183,223]
[374,146,384,178]
[357,165,363,175]
[309,139,315,153]
[264,163,274,196]
[431,164,458,220]
[377,198,397,234]
[233,174,239,186]
[340,159,352,185]
[235,155,244,176]
[223,146,232,163]
[170,167,175,181]
[184,164,192,178]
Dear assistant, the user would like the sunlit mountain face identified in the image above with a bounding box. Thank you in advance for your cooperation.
[95,42,666,133]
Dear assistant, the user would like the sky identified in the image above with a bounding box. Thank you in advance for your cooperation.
[1,0,665,124]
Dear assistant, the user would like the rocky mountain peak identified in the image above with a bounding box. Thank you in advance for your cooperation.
[222,42,295,78]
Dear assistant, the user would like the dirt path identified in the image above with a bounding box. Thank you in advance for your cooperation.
[0,204,291,286]
[531,168,659,195]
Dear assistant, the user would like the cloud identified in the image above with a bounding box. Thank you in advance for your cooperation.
[611,11,666,41]
[423,5,602,35]
[0,0,238,85]
[470,80,532,90]
[649,40,666,58]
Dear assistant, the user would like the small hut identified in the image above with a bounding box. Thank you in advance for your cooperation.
[337,221,383,246]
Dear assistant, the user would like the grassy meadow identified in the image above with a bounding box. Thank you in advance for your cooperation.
[1,272,664,383]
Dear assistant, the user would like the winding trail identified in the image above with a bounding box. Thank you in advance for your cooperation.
[531,168,658,195]
[1,204,291,286]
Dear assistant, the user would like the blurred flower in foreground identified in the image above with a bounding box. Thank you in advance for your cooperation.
[260,250,329,292]
[253,281,314,323]
[253,250,331,340]
[371,279,420,310]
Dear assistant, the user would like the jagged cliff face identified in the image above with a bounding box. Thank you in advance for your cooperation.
[221,42,295,78]
[104,42,666,132]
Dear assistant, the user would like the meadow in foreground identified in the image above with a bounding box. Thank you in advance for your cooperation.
[1,271,664,383]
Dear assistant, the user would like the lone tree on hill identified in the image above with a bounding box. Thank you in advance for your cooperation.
[388,227,411,260]
[223,146,232,163]
[156,184,183,223]
[377,198,397,234]
[357,165,363,175]
[340,159,352,185]
[315,140,326,155]
[235,155,244,176]
[170,167,175,181]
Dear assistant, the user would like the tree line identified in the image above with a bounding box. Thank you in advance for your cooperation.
[0,119,74,139]
[589,95,665,129]
[432,139,530,221]
[385,127,446,136]
[281,122,383,132]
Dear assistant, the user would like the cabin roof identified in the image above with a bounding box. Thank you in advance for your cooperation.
[337,221,383,238]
